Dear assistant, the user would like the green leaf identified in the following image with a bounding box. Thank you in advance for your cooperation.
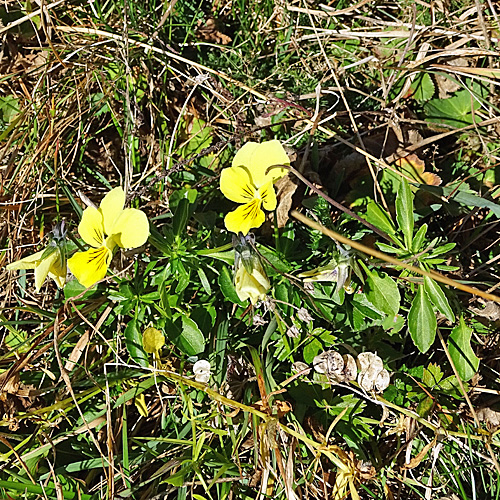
[423,277,454,322]
[365,201,396,236]
[124,319,149,367]
[177,117,213,157]
[362,265,400,318]
[416,396,433,418]
[424,90,480,129]
[448,316,479,382]
[197,267,212,295]
[172,198,191,238]
[420,184,500,219]
[303,337,323,364]
[0,95,20,123]
[349,293,385,330]
[439,375,468,399]
[412,223,427,253]
[395,178,414,251]
[64,279,96,299]
[165,465,193,487]
[169,315,205,356]
[408,285,436,353]
[411,73,435,103]
[218,265,244,305]
[422,362,443,386]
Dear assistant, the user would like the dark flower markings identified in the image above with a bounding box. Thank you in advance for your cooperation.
[93,226,104,246]
[241,199,260,221]
[241,182,255,199]
[86,247,109,271]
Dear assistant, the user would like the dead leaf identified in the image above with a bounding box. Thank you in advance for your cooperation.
[274,400,292,418]
[196,18,232,45]
[470,301,500,322]
[477,407,500,430]
[435,58,468,98]
[395,154,442,186]
[0,372,19,395]
[402,437,437,469]
[65,330,90,371]
[274,174,300,228]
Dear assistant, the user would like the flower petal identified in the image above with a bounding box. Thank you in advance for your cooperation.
[249,140,289,185]
[79,207,105,247]
[259,181,278,211]
[68,246,112,288]
[110,208,149,248]
[6,250,45,270]
[235,264,270,304]
[220,165,257,204]
[99,187,125,236]
[232,140,289,187]
[224,200,265,235]
[49,270,66,289]
[34,251,59,292]
[48,251,67,289]
[231,142,259,169]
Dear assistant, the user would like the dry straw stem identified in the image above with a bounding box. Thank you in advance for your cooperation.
[291,210,500,304]
[158,368,350,473]
[55,26,269,102]
[0,0,65,35]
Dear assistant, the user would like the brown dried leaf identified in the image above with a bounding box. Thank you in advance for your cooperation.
[196,18,232,45]
[470,301,500,322]
[402,438,437,469]
[477,407,500,430]
[435,58,468,98]
[275,174,300,228]
[274,400,292,418]
[395,154,441,186]
[0,372,20,394]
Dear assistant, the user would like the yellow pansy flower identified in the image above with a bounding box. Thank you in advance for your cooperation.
[6,222,67,292]
[220,140,290,235]
[67,187,149,288]
[7,248,66,292]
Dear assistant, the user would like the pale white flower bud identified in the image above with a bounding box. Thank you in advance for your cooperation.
[193,360,211,383]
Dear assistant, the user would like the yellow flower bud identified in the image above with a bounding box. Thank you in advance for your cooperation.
[234,256,270,305]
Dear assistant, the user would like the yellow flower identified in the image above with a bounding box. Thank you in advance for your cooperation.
[220,140,290,235]
[7,222,68,292]
[67,187,149,288]
[233,233,270,304]
[235,261,270,304]
[7,247,66,292]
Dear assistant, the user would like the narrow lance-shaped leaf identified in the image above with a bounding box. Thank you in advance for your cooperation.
[408,285,437,353]
[396,178,415,251]
[365,201,397,237]
[412,223,428,253]
[448,316,479,382]
[218,265,244,305]
[424,276,455,323]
